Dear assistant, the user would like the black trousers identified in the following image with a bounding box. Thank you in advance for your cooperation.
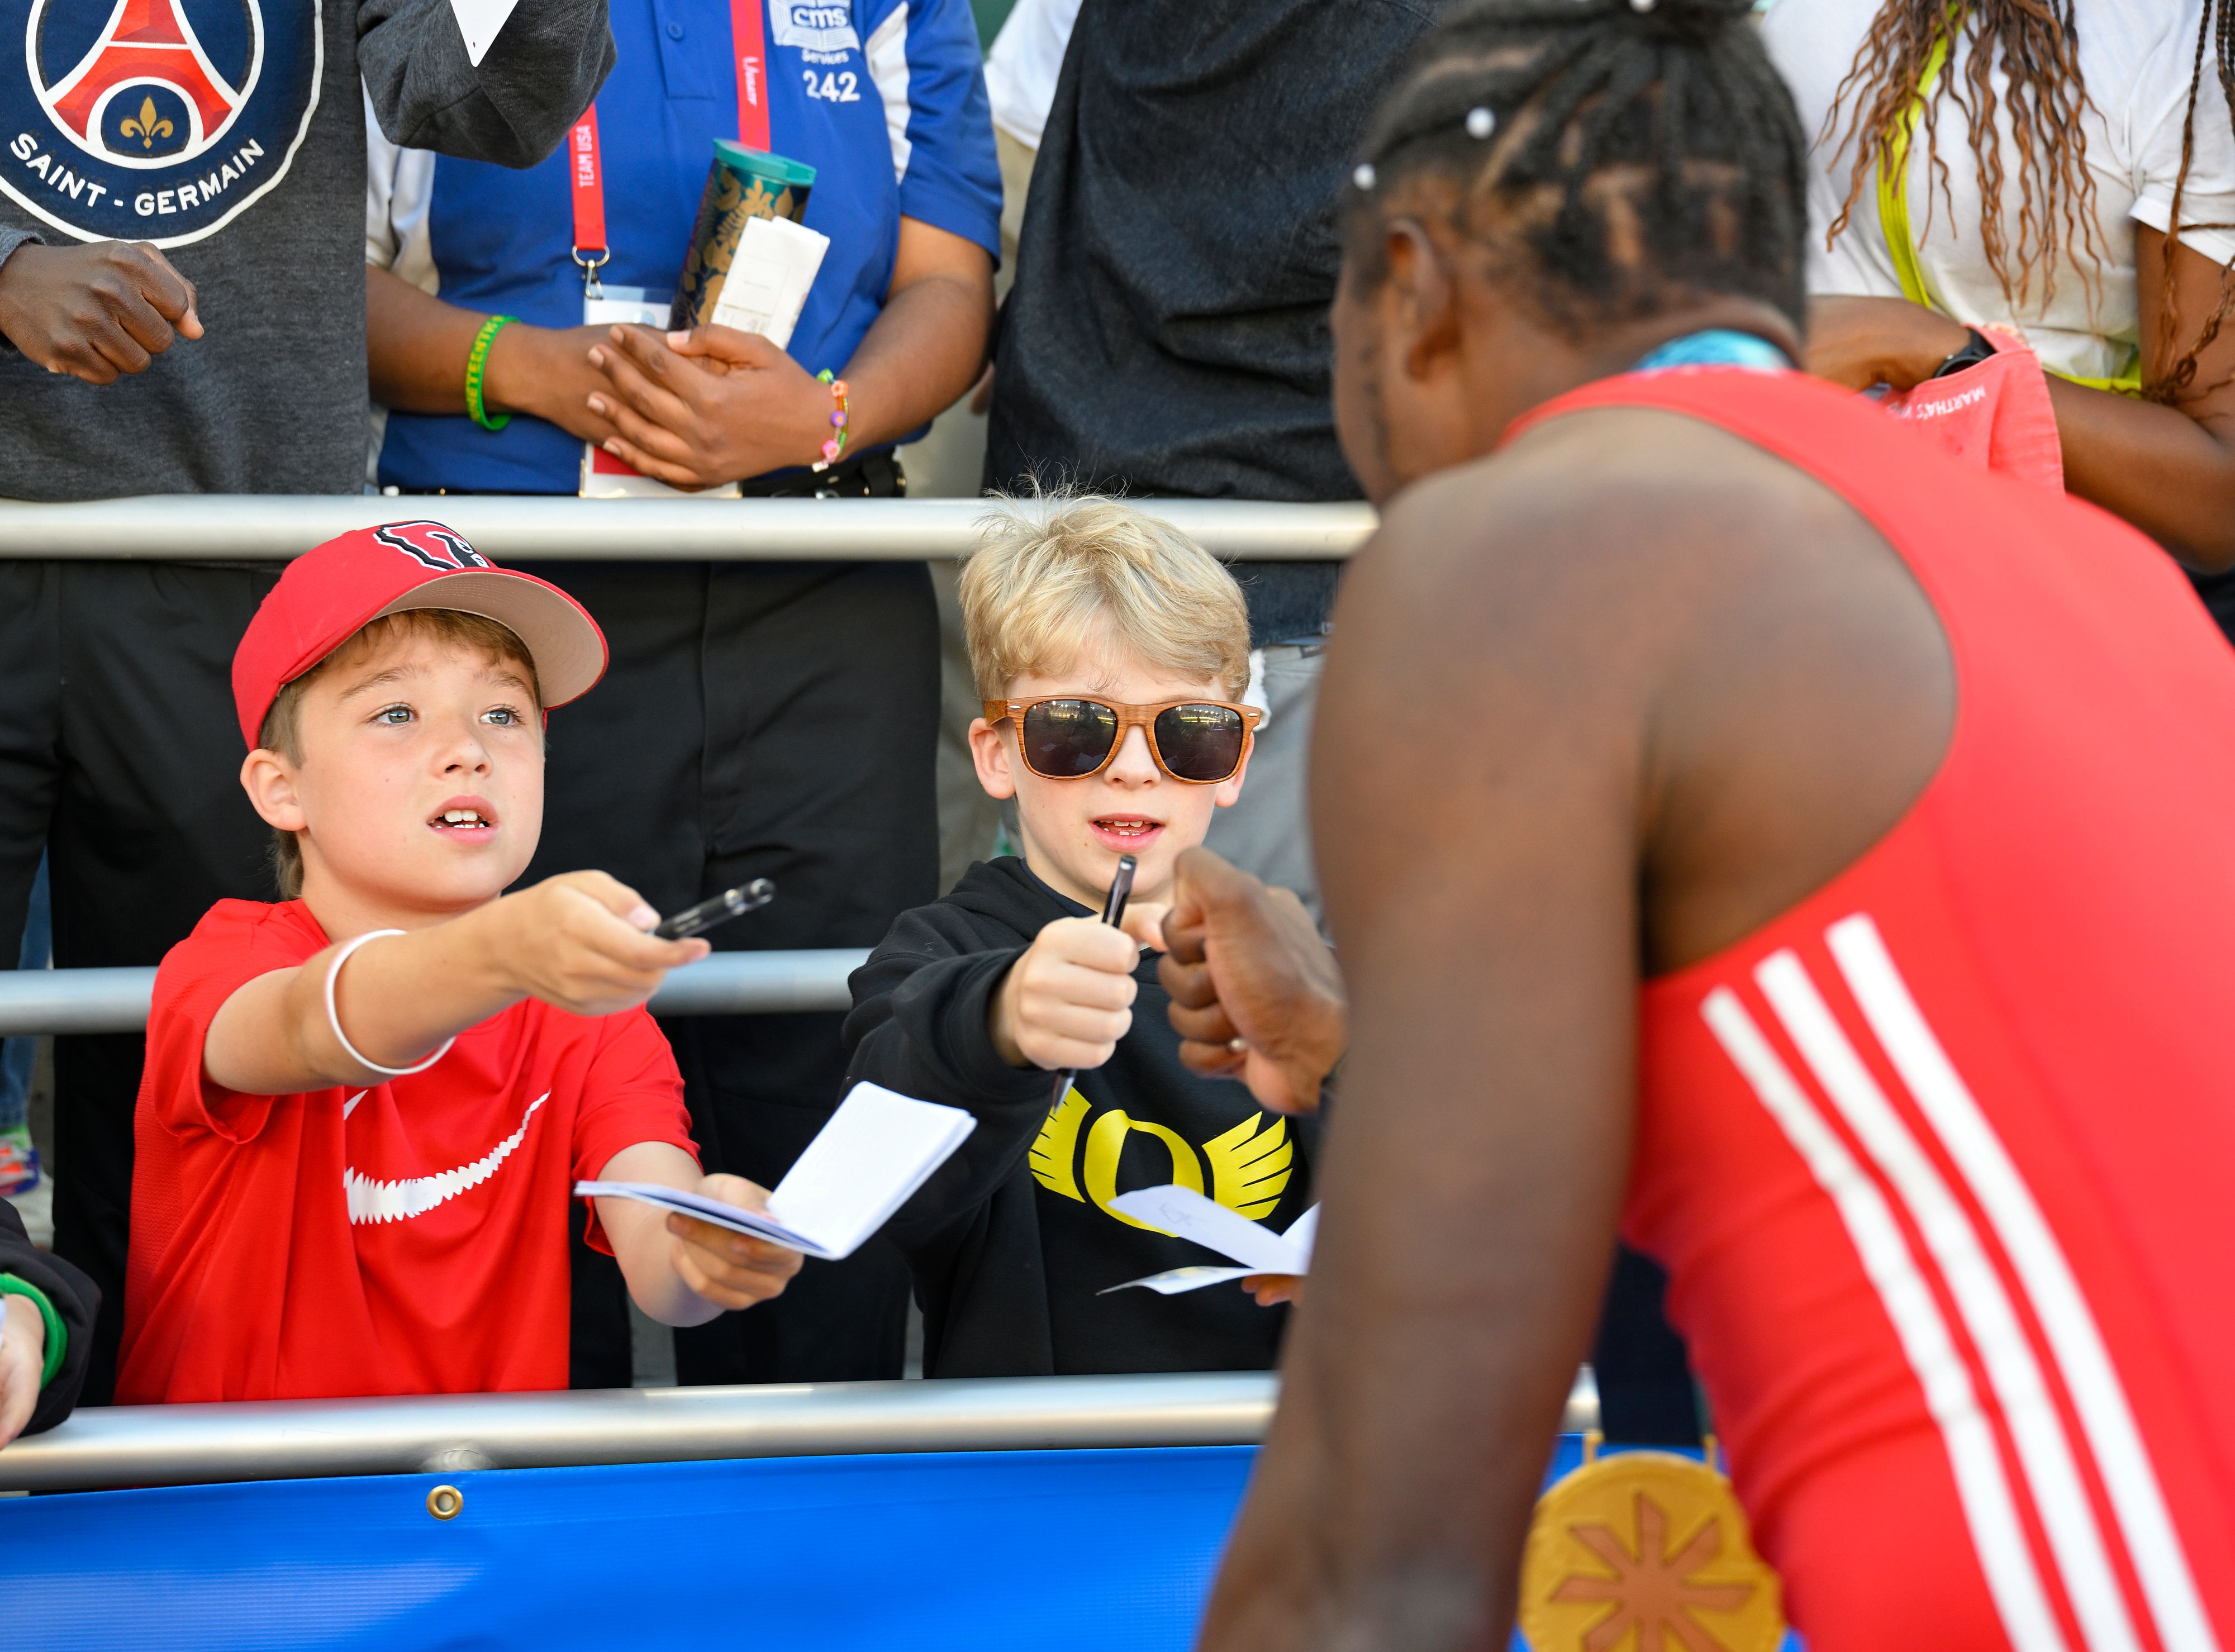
[518,558,938,1388]
[0,561,281,1403]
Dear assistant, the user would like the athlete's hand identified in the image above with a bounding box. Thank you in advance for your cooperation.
[0,240,202,383]
[990,907,1168,1073]
[0,1291,47,1448]
[664,1175,802,1311]
[487,871,708,1016]
[1804,294,1971,393]
[586,323,830,489]
[1159,848,1346,1115]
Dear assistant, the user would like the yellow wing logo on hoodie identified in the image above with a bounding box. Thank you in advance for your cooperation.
[1029,1088,1293,1230]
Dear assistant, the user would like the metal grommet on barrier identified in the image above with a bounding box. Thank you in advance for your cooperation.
[426,1484,464,1521]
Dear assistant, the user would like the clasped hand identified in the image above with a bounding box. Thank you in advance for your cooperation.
[584,322,832,491]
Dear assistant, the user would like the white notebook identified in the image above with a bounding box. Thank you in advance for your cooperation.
[577,1082,973,1261]
[1100,1186,1319,1296]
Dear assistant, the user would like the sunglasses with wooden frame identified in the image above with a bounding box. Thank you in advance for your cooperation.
[982,694,1264,784]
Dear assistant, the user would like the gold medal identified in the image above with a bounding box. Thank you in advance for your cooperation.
[1518,1439,1785,1652]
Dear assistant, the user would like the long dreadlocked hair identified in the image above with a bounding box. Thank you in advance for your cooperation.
[1346,0,1809,340]
[1825,3,2101,315]
[1827,1,2235,404]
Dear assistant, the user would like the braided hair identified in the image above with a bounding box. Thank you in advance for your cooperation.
[1345,0,1809,340]
[2158,2,2235,402]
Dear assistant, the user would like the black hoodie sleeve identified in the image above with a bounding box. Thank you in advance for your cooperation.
[841,908,1065,1252]
[1,1197,99,1437]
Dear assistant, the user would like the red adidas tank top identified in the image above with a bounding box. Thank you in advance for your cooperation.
[1509,369,2235,1652]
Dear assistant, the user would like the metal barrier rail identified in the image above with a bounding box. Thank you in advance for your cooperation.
[0,495,1376,561]
[0,1370,1602,1492]
[0,950,868,1037]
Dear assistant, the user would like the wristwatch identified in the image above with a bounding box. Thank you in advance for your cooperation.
[1932,327,1997,379]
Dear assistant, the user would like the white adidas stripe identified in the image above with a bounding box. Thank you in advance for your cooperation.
[344,1092,549,1226]
[1701,987,2070,1652]
[1827,916,2220,1652]
[1758,951,2141,1652]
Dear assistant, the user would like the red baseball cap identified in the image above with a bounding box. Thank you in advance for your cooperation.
[232,521,608,749]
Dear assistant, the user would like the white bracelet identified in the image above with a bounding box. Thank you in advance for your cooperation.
[324,929,455,1079]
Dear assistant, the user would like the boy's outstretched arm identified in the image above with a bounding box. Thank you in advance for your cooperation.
[205,871,707,1095]
[591,1143,802,1327]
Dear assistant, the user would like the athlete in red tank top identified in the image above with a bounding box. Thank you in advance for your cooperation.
[1176,2,2235,1648]
[1580,368,2235,1650]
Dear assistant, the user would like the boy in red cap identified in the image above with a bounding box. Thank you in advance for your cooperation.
[115,522,800,1404]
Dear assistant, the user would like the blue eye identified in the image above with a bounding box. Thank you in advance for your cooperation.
[374,704,412,726]
[483,706,520,726]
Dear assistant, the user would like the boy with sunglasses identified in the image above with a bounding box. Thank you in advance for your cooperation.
[841,496,1316,1377]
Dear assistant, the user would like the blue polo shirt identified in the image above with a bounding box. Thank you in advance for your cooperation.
[369,0,1001,493]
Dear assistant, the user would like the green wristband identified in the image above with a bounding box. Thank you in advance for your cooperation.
[0,1273,65,1390]
[464,315,514,432]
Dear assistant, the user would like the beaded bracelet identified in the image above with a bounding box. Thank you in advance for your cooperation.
[811,368,850,472]
[465,315,514,432]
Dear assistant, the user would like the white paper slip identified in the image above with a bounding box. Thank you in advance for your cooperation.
[1100,1188,1318,1295]
[709,216,830,350]
[574,1180,827,1254]
[578,1082,973,1261]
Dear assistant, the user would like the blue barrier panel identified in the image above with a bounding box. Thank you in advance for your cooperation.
[10,1440,1805,1652]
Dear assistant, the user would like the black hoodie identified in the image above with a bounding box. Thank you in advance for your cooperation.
[843,857,1315,1378]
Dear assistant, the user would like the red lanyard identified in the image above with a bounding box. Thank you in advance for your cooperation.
[732,0,770,151]
[567,0,771,288]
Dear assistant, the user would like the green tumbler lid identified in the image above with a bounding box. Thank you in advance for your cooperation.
[712,139,817,188]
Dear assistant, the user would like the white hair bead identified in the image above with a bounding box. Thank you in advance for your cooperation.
[1466,106,1496,139]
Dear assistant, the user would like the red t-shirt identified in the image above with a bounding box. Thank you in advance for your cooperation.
[117,899,699,1404]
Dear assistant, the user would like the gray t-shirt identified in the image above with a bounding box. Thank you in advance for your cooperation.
[0,0,614,499]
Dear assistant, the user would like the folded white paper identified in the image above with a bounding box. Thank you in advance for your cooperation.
[578,1082,973,1261]
[1100,1187,1318,1295]
[710,216,830,350]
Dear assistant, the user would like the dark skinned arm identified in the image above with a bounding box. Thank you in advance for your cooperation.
[587,216,994,488]
[365,263,621,445]
[1196,463,1648,1652]
[1806,230,2235,570]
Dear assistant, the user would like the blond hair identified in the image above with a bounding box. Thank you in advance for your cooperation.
[258,609,541,899]
[961,494,1251,703]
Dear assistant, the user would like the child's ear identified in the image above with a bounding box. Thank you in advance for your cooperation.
[239,748,308,834]
[967,716,1018,802]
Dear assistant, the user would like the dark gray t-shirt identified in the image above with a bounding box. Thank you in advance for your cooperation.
[0,0,614,499]
[983,0,1440,644]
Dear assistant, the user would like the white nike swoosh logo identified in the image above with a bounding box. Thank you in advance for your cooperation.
[343,1092,549,1226]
